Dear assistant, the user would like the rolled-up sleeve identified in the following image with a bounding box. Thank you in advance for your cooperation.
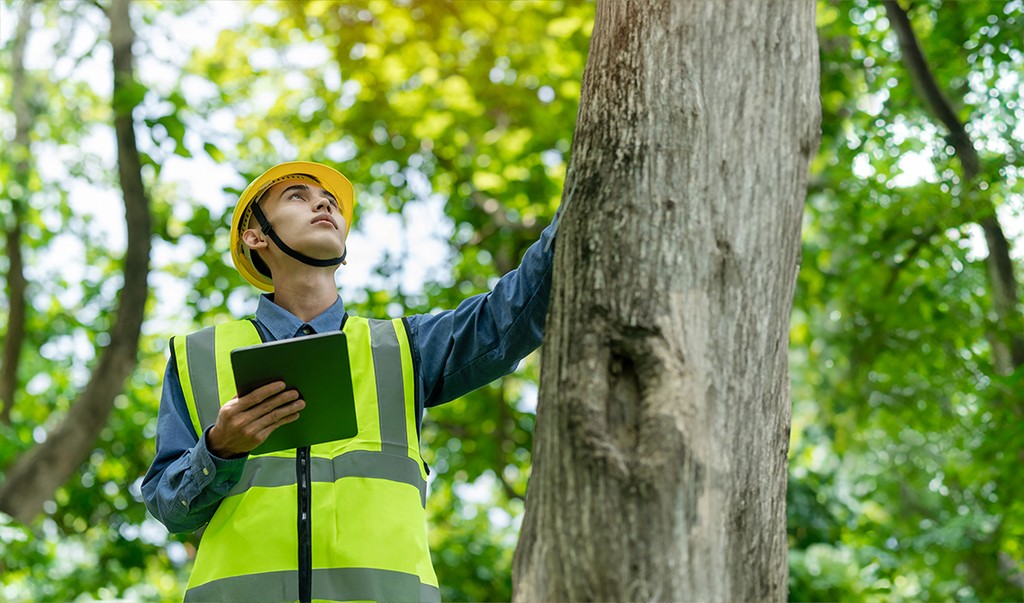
[408,222,556,408]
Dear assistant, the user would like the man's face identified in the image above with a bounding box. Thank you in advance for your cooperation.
[246,178,348,262]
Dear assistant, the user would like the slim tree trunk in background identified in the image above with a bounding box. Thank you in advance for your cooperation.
[882,4,1024,595]
[0,0,151,523]
[1,0,35,425]
[882,0,1024,375]
[512,1,820,600]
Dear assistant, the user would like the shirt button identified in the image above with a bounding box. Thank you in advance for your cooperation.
[202,468,209,476]
[301,326,313,335]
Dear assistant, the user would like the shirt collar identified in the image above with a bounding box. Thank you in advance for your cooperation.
[255,293,346,341]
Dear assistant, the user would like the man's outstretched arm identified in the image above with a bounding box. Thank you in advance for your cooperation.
[408,222,557,408]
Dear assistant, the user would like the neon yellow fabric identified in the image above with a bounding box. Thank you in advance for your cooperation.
[213,322,251,405]
[311,478,431,577]
[188,484,300,586]
[173,317,437,600]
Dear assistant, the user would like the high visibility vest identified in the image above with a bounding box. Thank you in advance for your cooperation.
[171,316,439,603]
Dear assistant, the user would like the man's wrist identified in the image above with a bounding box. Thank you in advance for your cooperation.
[206,425,246,460]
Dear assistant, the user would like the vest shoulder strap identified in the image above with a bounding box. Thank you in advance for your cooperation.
[173,320,261,440]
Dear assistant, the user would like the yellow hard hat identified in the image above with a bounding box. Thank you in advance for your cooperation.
[230,161,355,292]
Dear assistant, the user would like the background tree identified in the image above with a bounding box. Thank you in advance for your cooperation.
[1,0,32,427]
[789,1,1023,600]
[0,0,151,525]
[512,0,820,600]
[0,0,171,598]
[1,2,588,599]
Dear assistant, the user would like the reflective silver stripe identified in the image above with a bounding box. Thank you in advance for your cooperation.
[185,567,439,603]
[314,567,435,603]
[226,456,294,496]
[420,581,442,602]
[185,570,294,603]
[368,319,408,457]
[228,450,427,506]
[185,326,220,433]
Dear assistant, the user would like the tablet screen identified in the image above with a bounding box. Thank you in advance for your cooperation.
[230,331,357,455]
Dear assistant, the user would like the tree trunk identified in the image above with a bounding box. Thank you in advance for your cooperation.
[512,1,820,601]
[1,0,35,425]
[0,0,151,523]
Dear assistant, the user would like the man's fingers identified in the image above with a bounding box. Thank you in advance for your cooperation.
[246,389,301,421]
[251,398,305,432]
[234,381,288,411]
[254,402,304,441]
[214,384,304,454]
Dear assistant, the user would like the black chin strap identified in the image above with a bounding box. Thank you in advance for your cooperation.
[251,203,347,267]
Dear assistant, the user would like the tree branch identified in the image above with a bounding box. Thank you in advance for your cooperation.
[881,224,939,297]
[882,0,1024,373]
[495,382,525,501]
[882,0,979,179]
[980,215,1024,371]
[1,0,35,425]
[497,470,525,502]
[0,0,152,523]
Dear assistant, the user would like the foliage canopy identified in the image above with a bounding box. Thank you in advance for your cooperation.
[0,1,1021,600]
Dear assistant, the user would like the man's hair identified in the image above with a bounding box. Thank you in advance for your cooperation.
[247,190,273,279]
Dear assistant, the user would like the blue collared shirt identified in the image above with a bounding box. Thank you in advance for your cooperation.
[142,223,555,533]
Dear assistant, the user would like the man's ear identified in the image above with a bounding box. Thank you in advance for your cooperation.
[241,227,269,251]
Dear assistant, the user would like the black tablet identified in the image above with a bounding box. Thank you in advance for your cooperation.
[230,331,357,455]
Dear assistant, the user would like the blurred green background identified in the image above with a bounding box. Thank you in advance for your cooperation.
[1,1,1022,600]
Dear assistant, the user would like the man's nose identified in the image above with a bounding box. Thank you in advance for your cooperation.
[314,197,332,212]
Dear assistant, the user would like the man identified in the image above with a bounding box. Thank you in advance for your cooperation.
[142,161,556,602]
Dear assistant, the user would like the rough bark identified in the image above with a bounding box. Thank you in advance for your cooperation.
[511,1,820,601]
[883,0,1024,374]
[0,0,151,523]
[1,0,35,425]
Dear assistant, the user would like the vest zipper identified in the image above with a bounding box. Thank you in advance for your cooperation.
[298,314,342,601]
[297,445,312,602]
